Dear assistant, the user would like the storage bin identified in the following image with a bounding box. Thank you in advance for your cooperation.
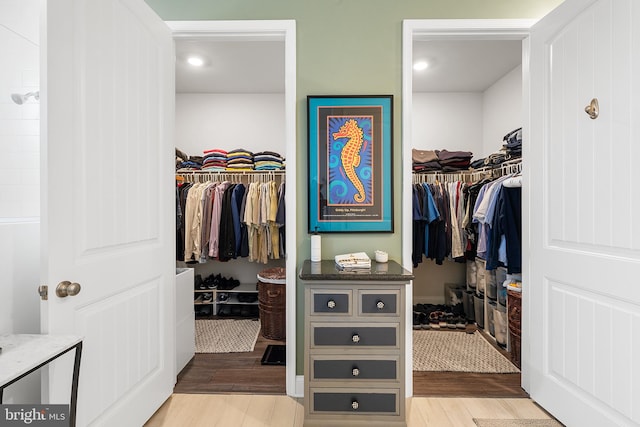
[486,268,497,299]
[473,293,485,328]
[475,258,486,295]
[463,290,475,321]
[444,283,465,306]
[495,266,507,287]
[493,303,507,346]
[257,267,286,340]
[497,286,507,306]
[487,300,497,337]
[466,260,477,289]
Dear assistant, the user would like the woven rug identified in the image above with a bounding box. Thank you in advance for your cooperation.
[413,330,520,373]
[473,419,563,427]
[195,319,260,353]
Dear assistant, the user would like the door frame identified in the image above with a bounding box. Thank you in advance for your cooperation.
[401,19,535,396]
[167,20,297,397]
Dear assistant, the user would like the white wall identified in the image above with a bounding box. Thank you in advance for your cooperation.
[412,92,483,156]
[175,93,285,157]
[411,93,483,303]
[0,0,42,404]
[482,65,522,157]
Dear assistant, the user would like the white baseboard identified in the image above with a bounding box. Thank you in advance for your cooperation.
[293,375,304,398]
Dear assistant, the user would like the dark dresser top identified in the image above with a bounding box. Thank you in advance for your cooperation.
[299,259,414,281]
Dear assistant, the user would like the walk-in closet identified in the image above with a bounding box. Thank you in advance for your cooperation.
[407,34,525,396]
[173,34,289,394]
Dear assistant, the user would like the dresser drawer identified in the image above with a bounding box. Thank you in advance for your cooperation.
[311,323,399,348]
[358,289,399,316]
[310,289,352,315]
[311,356,399,381]
[310,388,399,415]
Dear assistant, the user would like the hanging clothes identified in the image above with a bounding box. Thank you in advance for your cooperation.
[412,160,521,272]
[175,173,285,264]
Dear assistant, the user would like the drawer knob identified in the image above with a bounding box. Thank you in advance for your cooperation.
[351,400,359,410]
[351,334,360,343]
[327,300,336,309]
[352,368,360,377]
[376,300,385,310]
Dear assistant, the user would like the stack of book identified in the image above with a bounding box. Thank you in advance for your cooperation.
[334,252,371,270]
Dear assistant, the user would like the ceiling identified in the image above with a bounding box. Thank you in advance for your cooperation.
[174,39,522,94]
[412,40,522,93]
[175,39,285,94]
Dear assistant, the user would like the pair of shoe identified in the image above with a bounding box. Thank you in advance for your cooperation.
[195,305,212,316]
[412,311,430,330]
[237,293,257,303]
[194,293,213,304]
[203,274,219,290]
[194,274,206,290]
[217,277,240,290]
[217,292,229,302]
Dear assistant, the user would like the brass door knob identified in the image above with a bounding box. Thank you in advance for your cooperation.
[56,281,81,298]
[585,98,599,119]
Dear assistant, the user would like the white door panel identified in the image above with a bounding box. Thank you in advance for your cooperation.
[43,0,175,425]
[528,0,640,425]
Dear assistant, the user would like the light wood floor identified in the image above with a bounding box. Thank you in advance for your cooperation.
[176,323,525,398]
[144,394,557,427]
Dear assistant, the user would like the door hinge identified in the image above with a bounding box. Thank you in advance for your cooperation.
[38,285,48,301]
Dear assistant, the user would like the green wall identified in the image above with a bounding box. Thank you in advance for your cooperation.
[147,0,562,378]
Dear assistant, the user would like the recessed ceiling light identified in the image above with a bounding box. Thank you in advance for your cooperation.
[413,61,429,71]
[187,56,204,67]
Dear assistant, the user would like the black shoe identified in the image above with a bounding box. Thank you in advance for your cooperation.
[205,275,217,289]
[194,274,203,290]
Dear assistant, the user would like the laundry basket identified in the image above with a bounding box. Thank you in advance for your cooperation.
[257,267,286,340]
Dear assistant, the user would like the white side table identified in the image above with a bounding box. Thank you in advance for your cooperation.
[0,334,83,427]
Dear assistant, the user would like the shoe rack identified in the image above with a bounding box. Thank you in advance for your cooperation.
[194,274,259,317]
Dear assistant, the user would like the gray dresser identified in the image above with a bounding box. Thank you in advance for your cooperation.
[299,260,413,427]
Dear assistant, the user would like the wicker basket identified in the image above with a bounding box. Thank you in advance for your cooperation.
[258,281,286,340]
[509,330,521,368]
[507,290,522,368]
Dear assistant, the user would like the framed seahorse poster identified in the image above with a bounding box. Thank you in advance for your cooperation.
[307,95,393,232]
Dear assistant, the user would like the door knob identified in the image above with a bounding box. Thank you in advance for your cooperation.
[56,281,81,298]
[585,98,599,119]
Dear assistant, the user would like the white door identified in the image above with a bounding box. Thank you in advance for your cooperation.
[527,0,640,425]
[42,0,175,425]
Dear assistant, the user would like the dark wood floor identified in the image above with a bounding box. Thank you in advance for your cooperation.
[175,319,525,398]
[413,327,527,398]
[175,320,286,394]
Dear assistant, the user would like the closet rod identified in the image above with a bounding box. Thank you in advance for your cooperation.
[176,169,286,184]
[412,159,521,184]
